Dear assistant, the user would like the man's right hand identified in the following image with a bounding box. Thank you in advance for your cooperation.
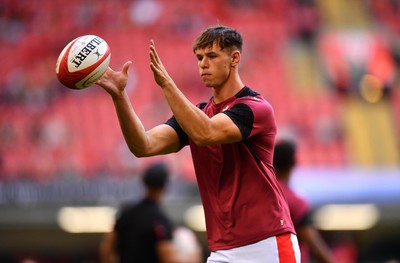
[96,61,132,99]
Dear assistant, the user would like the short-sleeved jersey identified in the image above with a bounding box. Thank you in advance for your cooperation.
[114,198,173,263]
[166,87,295,251]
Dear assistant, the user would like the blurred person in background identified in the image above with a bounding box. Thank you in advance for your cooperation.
[97,25,300,262]
[99,162,202,263]
[274,140,333,263]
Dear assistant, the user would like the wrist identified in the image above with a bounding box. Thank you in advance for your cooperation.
[112,89,129,101]
[160,78,176,91]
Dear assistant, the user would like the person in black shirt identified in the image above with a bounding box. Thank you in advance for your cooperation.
[99,162,201,263]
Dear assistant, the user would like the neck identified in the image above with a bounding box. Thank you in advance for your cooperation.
[276,170,291,184]
[146,188,163,202]
[212,74,244,104]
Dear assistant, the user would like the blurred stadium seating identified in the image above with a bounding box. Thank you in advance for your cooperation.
[0,0,400,262]
[0,0,399,181]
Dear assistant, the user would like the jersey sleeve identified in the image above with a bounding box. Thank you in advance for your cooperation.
[164,102,207,147]
[165,116,189,148]
[222,97,275,141]
[152,218,173,241]
[222,103,254,140]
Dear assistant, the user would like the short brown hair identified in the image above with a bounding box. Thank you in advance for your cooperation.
[192,25,243,53]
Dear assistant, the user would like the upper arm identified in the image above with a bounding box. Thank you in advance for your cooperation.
[156,240,179,263]
[203,113,243,145]
[297,226,333,263]
[140,124,181,157]
[199,102,254,146]
[156,238,203,263]
[165,102,254,147]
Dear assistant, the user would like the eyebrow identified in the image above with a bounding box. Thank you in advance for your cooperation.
[197,51,219,58]
[196,50,213,55]
[205,50,218,55]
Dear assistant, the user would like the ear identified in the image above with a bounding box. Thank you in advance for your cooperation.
[231,50,241,66]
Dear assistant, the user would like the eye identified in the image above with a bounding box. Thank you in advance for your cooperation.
[207,52,220,60]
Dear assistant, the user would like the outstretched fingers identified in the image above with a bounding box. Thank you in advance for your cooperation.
[149,40,162,68]
[96,61,131,86]
[95,60,133,97]
[96,67,113,86]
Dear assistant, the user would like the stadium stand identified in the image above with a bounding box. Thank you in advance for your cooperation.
[0,0,399,181]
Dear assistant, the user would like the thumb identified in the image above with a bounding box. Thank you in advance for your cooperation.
[122,61,133,76]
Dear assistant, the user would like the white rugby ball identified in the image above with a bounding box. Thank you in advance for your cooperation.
[55,35,111,89]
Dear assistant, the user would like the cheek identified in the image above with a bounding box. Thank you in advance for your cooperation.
[215,63,231,77]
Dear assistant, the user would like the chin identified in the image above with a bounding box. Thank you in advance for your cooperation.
[202,81,213,87]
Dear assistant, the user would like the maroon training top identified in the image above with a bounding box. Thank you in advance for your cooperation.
[166,87,295,251]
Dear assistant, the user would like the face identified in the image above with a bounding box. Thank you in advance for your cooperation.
[194,42,234,88]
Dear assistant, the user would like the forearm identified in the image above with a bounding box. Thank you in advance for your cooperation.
[112,91,152,156]
[99,232,118,263]
[300,226,334,263]
[161,82,212,146]
[149,40,241,146]
[309,238,333,263]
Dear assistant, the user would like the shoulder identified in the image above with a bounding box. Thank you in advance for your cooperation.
[235,87,273,111]
[234,87,275,128]
[284,187,310,213]
[119,201,137,214]
[236,86,260,98]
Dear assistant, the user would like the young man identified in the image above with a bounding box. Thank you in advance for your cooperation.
[99,162,202,263]
[97,25,300,262]
[274,140,333,263]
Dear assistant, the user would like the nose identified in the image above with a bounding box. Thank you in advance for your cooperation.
[199,57,208,69]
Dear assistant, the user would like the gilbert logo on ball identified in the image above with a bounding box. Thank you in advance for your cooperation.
[56,35,111,89]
